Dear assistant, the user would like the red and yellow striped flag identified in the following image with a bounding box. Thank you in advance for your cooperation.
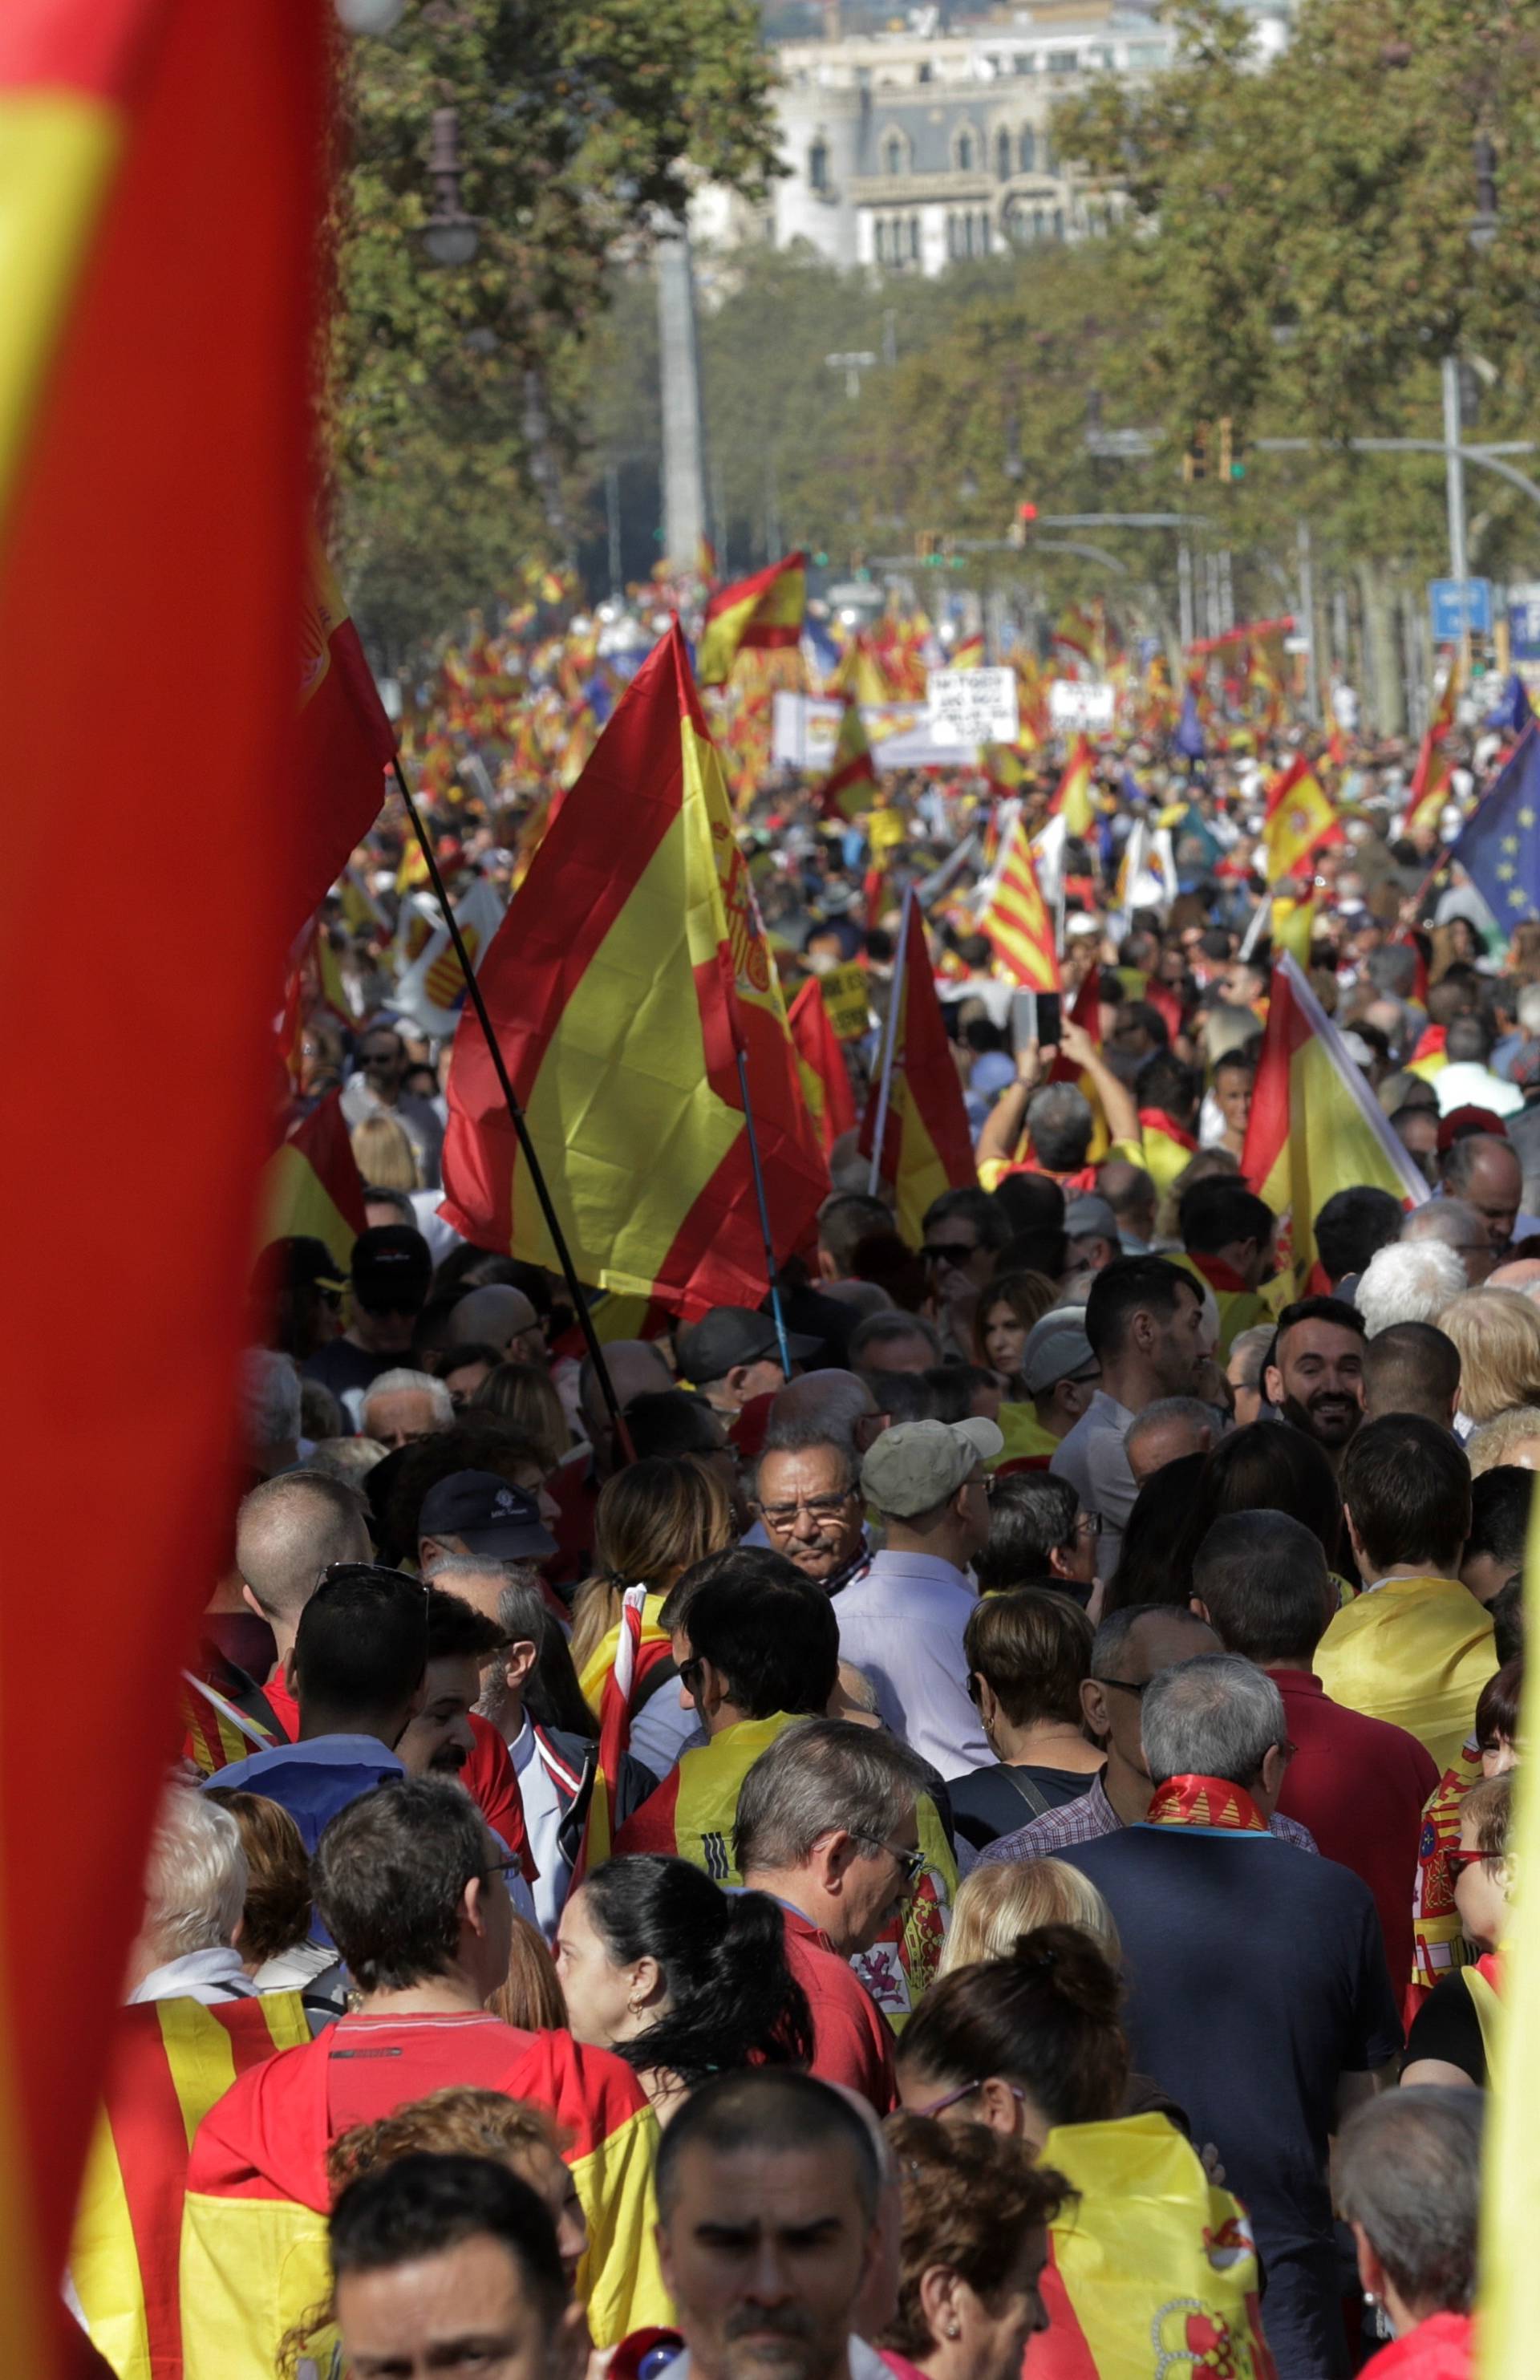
[858,891,977,1243]
[1242,955,1426,1295]
[1050,735,1096,837]
[832,630,897,706]
[441,624,829,1318]
[950,631,985,670]
[70,1993,312,2380]
[817,695,880,820]
[258,1090,368,1272]
[0,6,325,2374]
[980,810,1062,991]
[1261,754,1340,882]
[287,537,396,944]
[615,1710,804,1875]
[696,551,806,686]
[1404,653,1461,835]
[788,978,860,1154]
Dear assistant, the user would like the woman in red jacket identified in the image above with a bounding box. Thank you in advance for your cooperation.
[1335,2090,1481,2378]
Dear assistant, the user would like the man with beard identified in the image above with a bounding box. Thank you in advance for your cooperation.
[1050,1257,1208,1569]
[1263,1296,1367,1473]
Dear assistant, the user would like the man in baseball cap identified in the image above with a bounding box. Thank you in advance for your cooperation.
[994,1312,1100,1474]
[252,1235,347,1365]
[675,1306,821,1418]
[831,1417,1003,1774]
[302,1224,436,1414]
[417,1471,558,1571]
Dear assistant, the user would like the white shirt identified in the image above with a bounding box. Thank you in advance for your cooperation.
[127,1946,250,2006]
[835,1548,991,1774]
[509,1715,571,1940]
[1433,1060,1525,1119]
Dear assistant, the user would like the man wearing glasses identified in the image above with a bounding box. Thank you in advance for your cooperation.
[752,1427,872,1595]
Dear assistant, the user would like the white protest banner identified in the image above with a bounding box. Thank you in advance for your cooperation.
[1048,679,1116,731]
[926,666,1019,748]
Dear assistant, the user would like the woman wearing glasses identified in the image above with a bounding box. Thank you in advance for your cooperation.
[894,1926,1275,2376]
[553,1853,813,2123]
[1402,1774,1513,2090]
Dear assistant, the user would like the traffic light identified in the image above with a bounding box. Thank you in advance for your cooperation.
[1218,418,1246,480]
[1181,422,1211,485]
[916,529,938,562]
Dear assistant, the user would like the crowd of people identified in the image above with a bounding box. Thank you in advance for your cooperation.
[72,689,1540,2380]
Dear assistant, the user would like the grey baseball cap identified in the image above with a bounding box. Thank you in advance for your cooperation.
[860,1417,1003,1518]
[1064,1194,1120,1244]
[1019,1312,1097,1398]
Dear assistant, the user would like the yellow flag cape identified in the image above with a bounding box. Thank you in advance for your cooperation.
[1315,1575,1497,1775]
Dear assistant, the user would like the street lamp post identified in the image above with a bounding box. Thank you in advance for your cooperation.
[421,108,479,267]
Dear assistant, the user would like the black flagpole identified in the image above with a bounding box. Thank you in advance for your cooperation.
[391,753,633,1458]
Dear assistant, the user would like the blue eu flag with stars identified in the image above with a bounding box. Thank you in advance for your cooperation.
[1448,724,1540,931]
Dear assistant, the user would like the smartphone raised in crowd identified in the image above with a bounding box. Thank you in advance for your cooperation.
[1010,988,1061,1050]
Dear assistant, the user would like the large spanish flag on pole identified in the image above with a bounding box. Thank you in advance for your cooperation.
[858,887,977,1243]
[440,625,829,1318]
[696,551,806,686]
[980,809,1062,991]
[788,977,859,1154]
[0,4,324,2374]
[1242,955,1428,1293]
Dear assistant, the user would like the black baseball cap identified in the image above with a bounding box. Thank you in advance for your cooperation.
[253,1235,348,1297]
[351,1224,432,1317]
[675,1305,820,1386]
[419,1470,557,1561]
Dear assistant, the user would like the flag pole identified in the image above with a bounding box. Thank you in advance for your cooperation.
[734,1048,794,1377]
[866,884,911,1197]
[391,755,634,1458]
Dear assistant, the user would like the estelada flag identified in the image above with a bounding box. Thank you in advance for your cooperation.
[182,2025,668,2377]
[696,551,806,686]
[615,1710,803,1876]
[440,624,829,1320]
[1242,953,1428,1293]
[1027,2113,1278,2380]
[1260,753,1340,882]
[257,1090,367,1271]
[0,5,325,2370]
[286,537,397,946]
[818,695,879,821]
[1404,652,1461,834]
[857,888,977,1243]
[70,1993,312,2380]
[1050,735,1096,837]
[392,873,505,1041]
[980,809,1061,991]
[788,978,859,1154]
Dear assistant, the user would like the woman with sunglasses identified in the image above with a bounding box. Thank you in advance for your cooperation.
[1403,1774,1514,2090]
[894,1925,1274,2376]
[553,1853,813,2123]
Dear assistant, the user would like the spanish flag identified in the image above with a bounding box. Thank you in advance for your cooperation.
[1027,2114,1277,2379]
[832,630,898,706]
[696,552,806,686]
[182,2024,670,2375]
[788,979,860,1154]
[1404,653,1461,836]
[951,632,985,670]
[615,1711,804,1876]
[818,695,880,821]
[1260,754,1340,882]
[1242,955,1427,1294]
[1050,736,1097,837]
[286,538,396,944]
[573,1587,675,1880]
[440,625,828,1320]
[857,889,976,1243]
[979,809,1061,991]
[257,1090,367,1271]
[0,6,325,2373]
[70,1993,312,2380]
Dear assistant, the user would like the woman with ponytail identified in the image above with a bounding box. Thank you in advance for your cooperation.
[554,1855,813,2122]
[894,1925,1277,2377]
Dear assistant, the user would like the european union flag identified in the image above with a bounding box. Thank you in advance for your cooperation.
[1485,672,1534,740]
[1173,687,1206,761]
[1448,723,1540,931]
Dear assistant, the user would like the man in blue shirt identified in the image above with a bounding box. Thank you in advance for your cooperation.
[1063,1653,1401,2380]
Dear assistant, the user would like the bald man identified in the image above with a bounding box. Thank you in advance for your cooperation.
[446,1284,545,1366]
[768,1367,886,1454]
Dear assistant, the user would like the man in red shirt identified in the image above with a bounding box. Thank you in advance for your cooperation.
[733,1717,935,2114]
[1193,1510,1438,1990]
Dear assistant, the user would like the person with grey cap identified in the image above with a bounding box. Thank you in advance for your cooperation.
[995,1309,1100,1470]
[416,1470,559,1573]
[676,1305,821,1417]
[1063,1194,1120,1277]
[832,1418,1000,1774]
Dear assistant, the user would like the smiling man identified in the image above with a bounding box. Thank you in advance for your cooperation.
[655,2070,885,2380]
[1263,1295,1367,1474]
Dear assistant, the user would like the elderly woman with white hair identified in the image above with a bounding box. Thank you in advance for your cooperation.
[1355,1240,1468,1340]
[122,1789,249,2006]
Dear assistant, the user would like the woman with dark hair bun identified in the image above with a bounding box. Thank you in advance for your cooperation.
[554,1855,813,2122]
[894,1925,1275,2375]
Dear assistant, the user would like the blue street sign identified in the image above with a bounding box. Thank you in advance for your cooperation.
[1429,578,1493,641]
[1508,586,1540,662]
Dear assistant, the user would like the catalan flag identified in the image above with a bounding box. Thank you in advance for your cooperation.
[1261,755,1340,882]
[70,1993,312,2380]
[818,695,880,821]
[1029,2114,1277,2379]
[788,979,859,1154]
[287,537,396,945]
[980,809,1061,991]
[1051,736,1097,837]
[858,889,976,1243]
[696,551,806,686]
[183,2024,669,2375]
[1404,654,1461,836]
[393,874,505,1041]
[440,625,829,1320]
[0,7,325,2374]
[257,1091,367,1273]
[1242,955,1427,1295]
